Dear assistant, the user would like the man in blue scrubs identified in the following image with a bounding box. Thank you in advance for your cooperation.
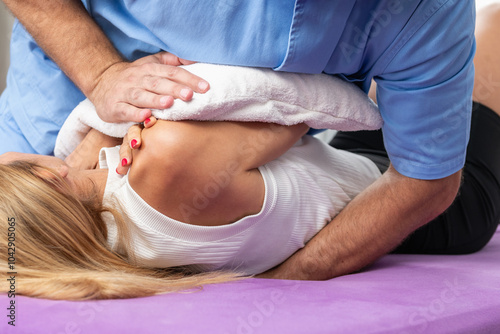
[0,1,479,279]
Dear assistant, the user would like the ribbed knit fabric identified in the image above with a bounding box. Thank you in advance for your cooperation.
[99,136,381,275]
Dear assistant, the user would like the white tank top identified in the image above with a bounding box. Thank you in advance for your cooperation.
[99,135,381,275]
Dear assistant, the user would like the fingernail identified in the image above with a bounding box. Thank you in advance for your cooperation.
[130,139,137,149]
[144,118,151,125]
[121,158,128,167]
[116,168,121,175]
[180,88,191,99]
[160,96,170,106]
[198,81,209,91]
[140,109,151,120]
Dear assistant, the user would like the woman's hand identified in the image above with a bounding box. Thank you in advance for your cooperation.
[65,129,122,170]
[88,52,210,123]
[116,116,158,175]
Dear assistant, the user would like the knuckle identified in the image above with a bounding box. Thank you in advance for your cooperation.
[132,126,142,136]
[119,143,129,155]
[129,88,143,101]
[144,76,160,90]
[125,75,134,83]
[116,108,129,121]
[141,63,155,72]
[165,66,179,78]
[129,128,139,139]
[151,78,161,90]
[124,71,137,83]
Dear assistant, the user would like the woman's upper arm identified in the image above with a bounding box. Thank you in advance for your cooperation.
[227,122,309,170]
[132,120,308,173]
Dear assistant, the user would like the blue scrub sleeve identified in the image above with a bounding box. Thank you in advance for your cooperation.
[3,21,85,155]
[375,0,475,180]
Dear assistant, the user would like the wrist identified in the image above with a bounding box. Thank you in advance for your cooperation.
[4,0,125,99]
[83,60,126,102]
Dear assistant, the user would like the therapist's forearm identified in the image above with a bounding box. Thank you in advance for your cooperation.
[2,0,122,97]
[260,166,461,280]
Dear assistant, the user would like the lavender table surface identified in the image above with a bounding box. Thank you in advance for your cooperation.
[2,228,500,334]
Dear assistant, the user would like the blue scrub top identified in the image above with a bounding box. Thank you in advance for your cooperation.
[0,0,475,180]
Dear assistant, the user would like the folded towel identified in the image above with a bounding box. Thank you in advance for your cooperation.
[55,63,381,159]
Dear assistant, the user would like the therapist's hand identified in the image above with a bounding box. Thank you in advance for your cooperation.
[88,52,210,123]
[116,116,158,175]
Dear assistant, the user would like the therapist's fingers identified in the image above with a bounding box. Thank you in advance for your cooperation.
[90,52,209,124]
[132,64,207,100]
[151,51,197,67]
[149,52,205,87]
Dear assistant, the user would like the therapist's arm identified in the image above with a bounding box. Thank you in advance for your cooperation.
[258,167,461,280]
[262,0,473,279]
[2,0,209,123]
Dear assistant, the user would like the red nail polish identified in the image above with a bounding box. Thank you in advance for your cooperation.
[130,139,137,149]
[116,168,120,175]
[121,158,128,167]
[144,118,151,125]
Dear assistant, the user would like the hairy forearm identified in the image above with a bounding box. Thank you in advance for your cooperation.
[3,0,122,96]
[261,166,461,280]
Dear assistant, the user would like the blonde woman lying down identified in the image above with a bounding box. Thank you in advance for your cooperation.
[0,120,381,300]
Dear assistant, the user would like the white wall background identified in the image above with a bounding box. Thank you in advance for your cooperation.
[0,4,14,93]
[0,1,498,95]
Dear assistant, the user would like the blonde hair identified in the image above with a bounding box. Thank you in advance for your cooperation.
[0,161,239,300]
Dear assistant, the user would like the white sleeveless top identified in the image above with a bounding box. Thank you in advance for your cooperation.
[99,135,381,275]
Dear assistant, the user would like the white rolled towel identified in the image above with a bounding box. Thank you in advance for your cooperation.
[55,63,381,159]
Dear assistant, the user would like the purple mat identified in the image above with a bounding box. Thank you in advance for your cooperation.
[2,227,500,334]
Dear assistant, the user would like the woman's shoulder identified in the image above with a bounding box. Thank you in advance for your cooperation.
[127,120,266,226]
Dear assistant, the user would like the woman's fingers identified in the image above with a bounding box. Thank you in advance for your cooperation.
[117,124,140,175]
[143,116,157,129]
[117,133,132,175]
[127,124,144,149]
[116,119,157,174]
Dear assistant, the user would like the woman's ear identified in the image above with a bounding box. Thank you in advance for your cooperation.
[32,166,71,194]
[56,164,70,178]
[33,166,58,180]
[33,165,69,179]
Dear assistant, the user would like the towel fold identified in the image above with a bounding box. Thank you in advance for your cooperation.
[55,63,381,159]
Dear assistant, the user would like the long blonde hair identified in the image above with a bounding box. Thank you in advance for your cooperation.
[0,161,238,300]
